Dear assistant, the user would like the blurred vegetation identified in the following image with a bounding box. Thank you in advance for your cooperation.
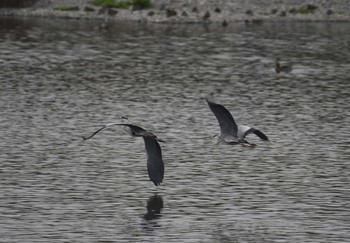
[0,0,39,8]
[53,5,79,11]
[297,4,317,14]
[91,0,152,9]
[297,7,313,14]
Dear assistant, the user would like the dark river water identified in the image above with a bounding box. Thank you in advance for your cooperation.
[0,17,349,242]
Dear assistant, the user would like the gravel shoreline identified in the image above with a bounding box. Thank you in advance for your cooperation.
[1,0,350,24]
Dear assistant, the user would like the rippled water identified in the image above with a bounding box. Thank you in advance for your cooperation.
[0,17,349,242]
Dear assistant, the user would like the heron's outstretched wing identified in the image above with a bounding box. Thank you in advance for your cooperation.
[82,123,127,140]
[206,99,238,137]
[143,136,164,186]
[83,123,164,142]
[241,126,269,141]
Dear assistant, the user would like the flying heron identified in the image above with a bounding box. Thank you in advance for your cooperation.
[83,122,164,186]
[206,99,269,145]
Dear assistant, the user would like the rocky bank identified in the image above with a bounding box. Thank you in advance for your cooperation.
[1,0,350,24]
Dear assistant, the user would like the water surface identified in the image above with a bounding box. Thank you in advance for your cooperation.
[0,17,349,242]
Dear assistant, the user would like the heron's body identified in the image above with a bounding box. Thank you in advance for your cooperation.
[206,99,269,145]
[83,122,164,186]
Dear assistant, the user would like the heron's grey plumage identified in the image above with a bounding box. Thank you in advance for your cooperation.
[206,99,269,144]
[206,99,238,142]
[83,122,165,186]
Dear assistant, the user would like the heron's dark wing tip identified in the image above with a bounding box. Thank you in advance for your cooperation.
[253,129,269,141]
[149,167,164,187]
[82,134,95,141]
[81,125,108,141]
[205,98,213,104]
[152,179,163,186]
[143,136,165,187]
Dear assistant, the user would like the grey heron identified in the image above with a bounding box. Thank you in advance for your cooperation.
[83,123,164,186]
[206,99,269,145]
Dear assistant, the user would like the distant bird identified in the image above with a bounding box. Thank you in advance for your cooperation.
[275,61,292,73]
[206,99,269,145]
[83,122,164,186]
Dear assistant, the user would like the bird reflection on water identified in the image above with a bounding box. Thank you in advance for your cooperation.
[144,194,163,221]
[142,194,164,233]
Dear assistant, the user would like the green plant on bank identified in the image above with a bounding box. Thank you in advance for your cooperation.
[92,0,151,9]
[296,6,314,14]
[132,0,152,8]
[258,11,270,16]
[335,10,345,15]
